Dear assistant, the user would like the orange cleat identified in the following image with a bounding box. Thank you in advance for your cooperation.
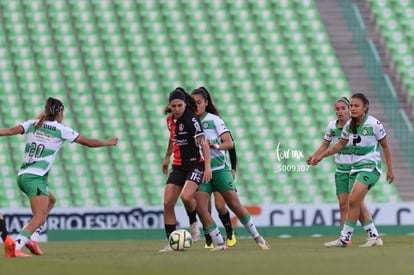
[4,236,16,258]
[25,240,43,256]
[15,250,32,257]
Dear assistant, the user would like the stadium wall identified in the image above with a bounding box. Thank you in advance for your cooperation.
[2,204,414,241]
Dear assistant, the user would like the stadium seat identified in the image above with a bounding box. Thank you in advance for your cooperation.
[0,0,402,206]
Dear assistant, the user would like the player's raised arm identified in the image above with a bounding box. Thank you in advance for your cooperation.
[74,135,118,148]
[0,124,24,136]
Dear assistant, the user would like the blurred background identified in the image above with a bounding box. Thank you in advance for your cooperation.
[0,0,412,210]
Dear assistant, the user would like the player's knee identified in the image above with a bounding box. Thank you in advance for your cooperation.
[163,200,176,210]
[348,198,359,209]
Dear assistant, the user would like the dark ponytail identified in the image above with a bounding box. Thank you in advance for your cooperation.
[191,87,220,116]
[35,97,64,128]
[350,93,369,134]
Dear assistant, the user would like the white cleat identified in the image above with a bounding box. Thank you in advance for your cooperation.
[324,238,349,248]
[190,222,200,242]
[254,235,270,250]
[359,237,383,247]
[210,244,228,252]
[159,244,173,253]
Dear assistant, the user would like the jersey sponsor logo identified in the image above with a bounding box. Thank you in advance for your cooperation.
[175,139,189,146]
[192,117,201,132]
[41,124,57,131]
[20,161,37,170]
[352,134,361,145]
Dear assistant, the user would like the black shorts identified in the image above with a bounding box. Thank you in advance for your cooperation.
[166,164,204,186]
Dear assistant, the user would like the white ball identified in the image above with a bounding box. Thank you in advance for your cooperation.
[169,229,193,251]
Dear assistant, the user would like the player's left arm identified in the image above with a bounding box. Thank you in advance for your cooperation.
[212,132,233,150]
[379,137,394,183]
[228,145,237,178]
[375,120,394,183]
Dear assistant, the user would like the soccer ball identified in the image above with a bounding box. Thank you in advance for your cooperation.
[168,229,193,251]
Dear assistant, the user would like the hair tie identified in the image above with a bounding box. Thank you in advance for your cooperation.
[336,97,350,107]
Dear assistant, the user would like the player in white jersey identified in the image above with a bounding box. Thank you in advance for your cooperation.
[308,97,381,246]
[0,97,118,257]
[192,88,238,249]
[311,93,394,248]
[308,97,353,225]
[191,87,269,250]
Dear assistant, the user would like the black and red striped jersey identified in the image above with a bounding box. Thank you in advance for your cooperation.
[167,108,205,166]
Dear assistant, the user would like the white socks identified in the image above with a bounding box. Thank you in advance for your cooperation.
[208,227,225,246]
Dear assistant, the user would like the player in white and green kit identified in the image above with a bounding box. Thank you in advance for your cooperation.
[308,97,353,225]
[0,97,118,257]
[308,97,382,246]
[312,93,394,248]
[191,87,269,250]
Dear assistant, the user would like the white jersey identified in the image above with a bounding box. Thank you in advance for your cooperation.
[323,120,352,173]
[200,112,230,171]
[18,119,79,176]
[341,115,386,174]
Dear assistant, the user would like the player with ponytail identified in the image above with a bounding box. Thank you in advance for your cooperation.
[0,97,118,256]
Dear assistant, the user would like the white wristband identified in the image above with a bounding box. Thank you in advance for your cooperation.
[214,144,220,150]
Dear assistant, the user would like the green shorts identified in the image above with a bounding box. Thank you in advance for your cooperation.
[335,172,351,194]
[18,173,49,198]
[349,170,380,190]
[198,169,236,194]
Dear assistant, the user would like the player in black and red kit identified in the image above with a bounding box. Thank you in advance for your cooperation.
[160,88,227,252]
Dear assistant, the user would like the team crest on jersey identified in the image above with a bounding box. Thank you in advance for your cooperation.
[179,123,184,132]
[203,122,209,129]
[362,127,368,136]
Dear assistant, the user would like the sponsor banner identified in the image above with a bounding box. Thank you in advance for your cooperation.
[1,203,414,234]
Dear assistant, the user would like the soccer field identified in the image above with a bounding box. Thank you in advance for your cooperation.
[2,236,414,275]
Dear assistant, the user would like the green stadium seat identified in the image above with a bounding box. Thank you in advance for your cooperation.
[0,0,404,206]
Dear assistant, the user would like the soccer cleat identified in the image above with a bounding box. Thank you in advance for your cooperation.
[4,236,16,258]
[15,250,32,257]
[204,242,214,249]
[159,244,173,253]
[189,222,200,242]
[25,240,43,255]
[359,237,383,247]
[210,244,228,252]
[324,238,349,248]
[226,232,237,247]
[254,235,270,250]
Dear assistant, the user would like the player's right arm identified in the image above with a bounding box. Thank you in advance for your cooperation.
[307,140,330,164]
[0,125,24,136]
[162,139,173,175]
[312,138,347,165]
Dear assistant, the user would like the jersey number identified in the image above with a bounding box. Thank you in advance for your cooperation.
[28,142,45,158]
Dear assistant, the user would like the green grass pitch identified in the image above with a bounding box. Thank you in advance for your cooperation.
[2,235,414,275]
